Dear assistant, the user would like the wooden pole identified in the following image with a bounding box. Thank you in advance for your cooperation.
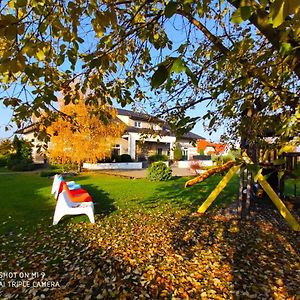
[185,160,235,187]
[197,164,241,214]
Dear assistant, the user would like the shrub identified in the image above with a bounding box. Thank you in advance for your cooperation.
[189,160,202,174]
[97,157,113,163]
[49,163,77,172]
[120,154,133,162]
[40,170,60,177]
[173,146,183,161]
[148,154,169,163]
[12,136,33,161]
[7,159,35,171]
[111,154,121,162]
[147,161,172,181]
[0,155,8,167]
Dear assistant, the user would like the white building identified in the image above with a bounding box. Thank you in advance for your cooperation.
[17,108,204,163]
[112,108,203,161]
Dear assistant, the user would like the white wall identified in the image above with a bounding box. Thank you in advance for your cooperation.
[127,132,176,160]
[178,160,213,168]
[83,162,143,170]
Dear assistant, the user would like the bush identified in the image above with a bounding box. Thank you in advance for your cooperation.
[40,170,60,177]
[148,154,169,163]
[173,146,183,161]
[192,155,211,160]
[7,159,35,171]
[120,154,133,162]
[49,163,77,172]
[0,155,8,167]
[199,149,205,155]
[12,136,33,161]
[189,160,202,174]
[97,157,113,163]
[147,161,172,181]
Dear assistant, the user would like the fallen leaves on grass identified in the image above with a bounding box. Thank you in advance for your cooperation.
[0,205,299,299]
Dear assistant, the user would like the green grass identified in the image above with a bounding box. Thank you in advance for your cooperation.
[284,166,300,197]
[0,172,239,235]
[285,178,300,197]
[0,166,9,172]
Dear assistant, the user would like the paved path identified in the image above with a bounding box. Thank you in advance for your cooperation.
[93,167,196,179]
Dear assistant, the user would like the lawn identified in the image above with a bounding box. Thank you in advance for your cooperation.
[0,172,238,235]
[0,171,299,299]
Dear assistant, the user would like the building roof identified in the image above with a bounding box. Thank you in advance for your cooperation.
[15,122,38,134]
[116,108,165,123]
[117,108,205,140]
[125,126,204,140]
[182,131,205,140]
[197,140,228,154]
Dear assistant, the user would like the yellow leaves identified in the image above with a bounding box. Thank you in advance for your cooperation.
[134,13,145,24]
[2,198,300,299]
[48,95,125,166]
[270,0,300,28]
[36,49,45,61]
[92,9,117,37]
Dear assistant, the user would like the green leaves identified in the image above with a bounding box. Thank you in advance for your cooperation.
[151,65,169,88]
[168,115,199,138]
[151,58,198,88]
[2,97,21,107]
[170,58,186,73]
[165,1,178,18]
[232,0,300,27]
[231,6,253,24]
[280,42,293,56]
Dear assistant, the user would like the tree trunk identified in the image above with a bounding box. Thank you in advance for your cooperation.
[244,170,252,219]
[238,167,245,216]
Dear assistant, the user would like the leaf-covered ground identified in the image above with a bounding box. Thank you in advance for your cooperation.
[1,204,299,299]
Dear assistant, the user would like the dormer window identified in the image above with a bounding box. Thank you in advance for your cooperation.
[134,121,141,128]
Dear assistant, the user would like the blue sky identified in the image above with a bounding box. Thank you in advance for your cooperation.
[0,103,14,139]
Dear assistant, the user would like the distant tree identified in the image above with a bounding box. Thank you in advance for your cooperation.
[47,98,125,171]
[5,136,34,171]
[11,136,32,161]
[173,145,183,161]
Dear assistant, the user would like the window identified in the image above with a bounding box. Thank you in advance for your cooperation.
[112,144,121,156]
[157,148,163,155]
[182,148,188,161]
[134,121,141,128]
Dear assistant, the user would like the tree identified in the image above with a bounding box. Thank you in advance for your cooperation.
[173,144,183,161]
[47,98,125,171]
[0,0,299,146]
[0,138,13,156]
[11,135,33,161]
